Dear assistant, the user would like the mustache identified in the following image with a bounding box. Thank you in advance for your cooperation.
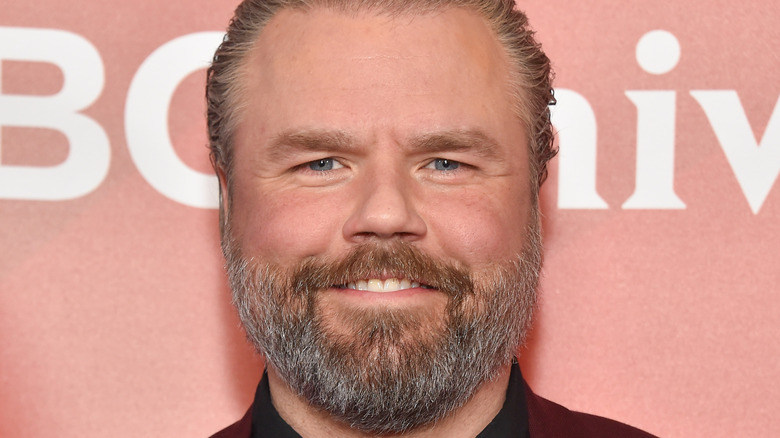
[290,242,474,300]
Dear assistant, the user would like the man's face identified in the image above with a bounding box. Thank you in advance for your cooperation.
[224,6,539,433]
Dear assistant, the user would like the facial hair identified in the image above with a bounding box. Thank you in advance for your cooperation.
[223,219,542,435]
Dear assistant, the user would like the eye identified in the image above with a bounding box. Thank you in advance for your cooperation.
[426,158,461,171]
[306,158,344,171]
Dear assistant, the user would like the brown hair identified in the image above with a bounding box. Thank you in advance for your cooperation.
[206,0,556,192]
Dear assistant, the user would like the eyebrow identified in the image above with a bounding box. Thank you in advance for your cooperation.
[408,130,503,160]
[267,129,356,161]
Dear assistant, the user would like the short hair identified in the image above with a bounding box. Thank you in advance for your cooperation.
[206,0,556,192]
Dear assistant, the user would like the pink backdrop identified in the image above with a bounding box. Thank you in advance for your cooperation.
[1,1,778,436]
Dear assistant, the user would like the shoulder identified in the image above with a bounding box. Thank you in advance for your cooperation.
[210,406,252,438]
[524,382,658,438]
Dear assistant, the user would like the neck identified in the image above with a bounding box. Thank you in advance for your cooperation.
[266,364,512,438]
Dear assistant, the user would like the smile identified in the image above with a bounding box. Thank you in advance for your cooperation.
[341,278,430,293]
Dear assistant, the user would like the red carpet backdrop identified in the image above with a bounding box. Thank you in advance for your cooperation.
[1,1,778,436]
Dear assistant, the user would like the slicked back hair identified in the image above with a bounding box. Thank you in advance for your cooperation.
[206,0,556,196]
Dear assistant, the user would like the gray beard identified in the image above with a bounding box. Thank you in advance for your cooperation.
[223,221,541,434]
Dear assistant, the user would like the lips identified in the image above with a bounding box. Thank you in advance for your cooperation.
[340,278,430,293]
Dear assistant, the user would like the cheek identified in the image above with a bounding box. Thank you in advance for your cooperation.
[422,185,531,267]
[229,186,343,263]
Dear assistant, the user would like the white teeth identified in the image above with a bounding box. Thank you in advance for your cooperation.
[384,278,400,291]
[367,279,383,292]
[344,278,422,293]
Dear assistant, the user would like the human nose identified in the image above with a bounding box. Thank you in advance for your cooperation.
[342,167,427,242]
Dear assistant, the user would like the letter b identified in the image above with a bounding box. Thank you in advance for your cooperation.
[0,27,110,200]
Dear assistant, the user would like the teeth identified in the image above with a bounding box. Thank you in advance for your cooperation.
[344,278,423,293]
[367,279,382,291]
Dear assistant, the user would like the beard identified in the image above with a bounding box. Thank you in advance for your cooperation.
[223,216,542,435]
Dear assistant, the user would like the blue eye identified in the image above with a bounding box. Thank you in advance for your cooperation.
[308,158,338,171]
[432,159,460,171]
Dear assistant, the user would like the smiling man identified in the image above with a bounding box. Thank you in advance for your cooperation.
[207,0,655,437]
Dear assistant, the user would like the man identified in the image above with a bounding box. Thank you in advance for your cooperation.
[207,0,656,436]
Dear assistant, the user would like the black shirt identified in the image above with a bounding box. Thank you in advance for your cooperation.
[250,363,530,437]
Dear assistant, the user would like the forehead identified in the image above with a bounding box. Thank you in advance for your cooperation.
[235,6,522,153]
[252,6,508,73]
